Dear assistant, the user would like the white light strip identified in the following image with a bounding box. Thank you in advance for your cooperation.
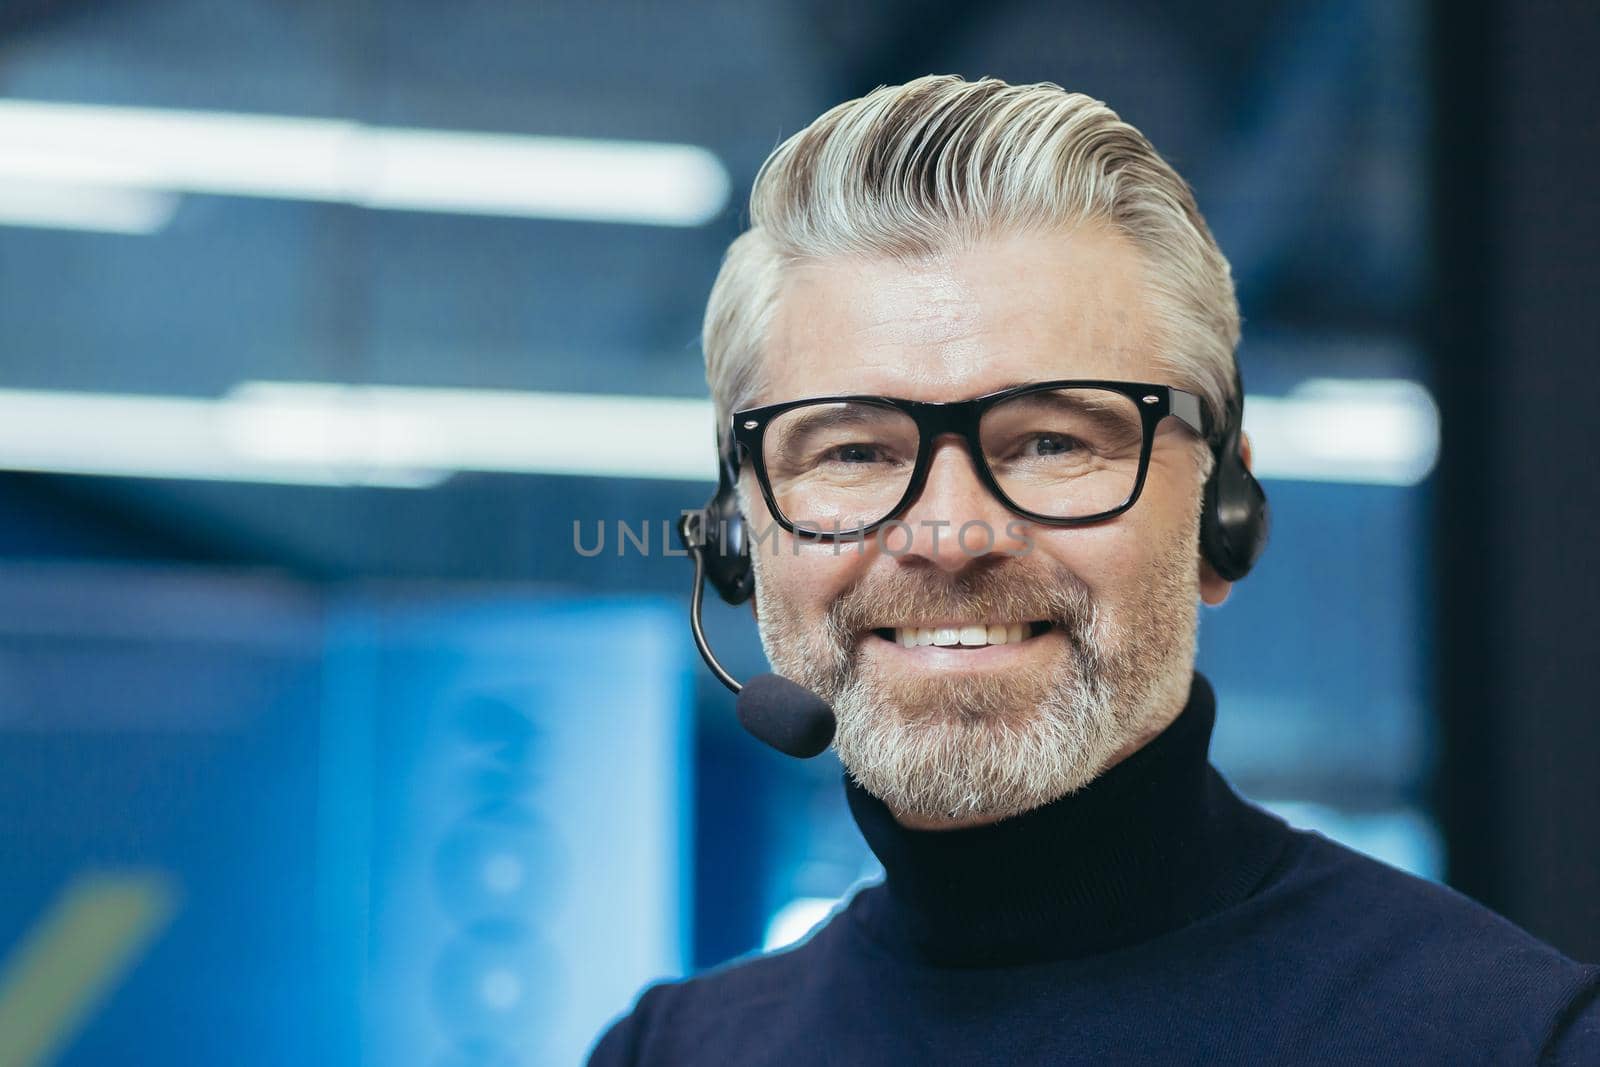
[0,178,178,235]
[221,381,714,481]
[0,384,713,487]
[1244,378,1439,486]
[0,379,1437,489]
[0,388,445,487]
[0,98,730,228]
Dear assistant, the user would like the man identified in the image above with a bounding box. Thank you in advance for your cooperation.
[589,75,1598,1064]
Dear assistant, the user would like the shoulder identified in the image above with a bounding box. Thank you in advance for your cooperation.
[1272,825,1582,965]
[1253,824,1600,1060]
[585,906,849,1066]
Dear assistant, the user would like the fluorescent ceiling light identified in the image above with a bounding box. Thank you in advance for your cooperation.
[0,388,445,488]
[0,178,178,235]
[0,384,713,487]
[1244,378,1439,486]
[0,379,1436,489]
[0,98,730,228]
[220,381,714,481]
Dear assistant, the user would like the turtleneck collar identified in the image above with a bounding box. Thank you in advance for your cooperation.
[844,671,1290,967]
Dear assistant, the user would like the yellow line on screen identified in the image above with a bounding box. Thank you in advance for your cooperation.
[0,872,179,1067]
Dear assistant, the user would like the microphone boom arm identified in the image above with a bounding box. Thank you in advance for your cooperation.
[678,508,837,759]
[686,529,743,695]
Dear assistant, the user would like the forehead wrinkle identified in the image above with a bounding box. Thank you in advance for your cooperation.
[816,263,984,356]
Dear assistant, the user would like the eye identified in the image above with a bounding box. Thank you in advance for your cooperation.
[1026,433,1081,456]
[824,442,887,464]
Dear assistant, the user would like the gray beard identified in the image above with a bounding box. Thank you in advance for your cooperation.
[752,529,1199,823]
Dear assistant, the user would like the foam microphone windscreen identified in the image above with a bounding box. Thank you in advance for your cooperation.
[735,673,836,758]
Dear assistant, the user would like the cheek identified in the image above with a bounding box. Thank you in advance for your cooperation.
[1029,507,1188,598]
[742,471,876,612]
[756,536,873,615]
[1031,526,1135,596]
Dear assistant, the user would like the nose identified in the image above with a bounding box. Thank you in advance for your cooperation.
[893,434,1030,572]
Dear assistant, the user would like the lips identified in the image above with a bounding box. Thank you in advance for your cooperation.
[871,621,1055,648]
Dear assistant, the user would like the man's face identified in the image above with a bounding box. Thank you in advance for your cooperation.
[742,227,1226,827]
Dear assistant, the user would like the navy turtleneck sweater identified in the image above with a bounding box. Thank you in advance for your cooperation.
[589,673,1600,1065]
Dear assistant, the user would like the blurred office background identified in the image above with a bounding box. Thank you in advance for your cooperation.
[0,1,1595,1064]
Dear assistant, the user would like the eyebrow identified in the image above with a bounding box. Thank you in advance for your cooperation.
[770,403,903,452]
[993,389,1141,427]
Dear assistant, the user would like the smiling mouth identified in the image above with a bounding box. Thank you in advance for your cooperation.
[870,621,1055,648]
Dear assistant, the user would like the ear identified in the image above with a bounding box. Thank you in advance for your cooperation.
[1199,558,1233,606]
[1198,431,1255,607]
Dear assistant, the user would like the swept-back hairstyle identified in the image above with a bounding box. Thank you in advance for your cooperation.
[702,74,1239,468]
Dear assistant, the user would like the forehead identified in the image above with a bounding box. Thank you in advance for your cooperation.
[762,226,1160,405]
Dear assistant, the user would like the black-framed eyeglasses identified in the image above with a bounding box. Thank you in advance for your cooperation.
[727,379,1211,539]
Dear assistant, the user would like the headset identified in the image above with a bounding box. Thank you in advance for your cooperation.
[693,447,758,606]
[1198,365,1271,582]
[688,364,1268,605]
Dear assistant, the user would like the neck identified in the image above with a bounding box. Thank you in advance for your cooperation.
[844,671,1290,966]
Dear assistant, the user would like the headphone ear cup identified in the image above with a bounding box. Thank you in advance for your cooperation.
[700,485,754,605]
[1200,438,1270,583]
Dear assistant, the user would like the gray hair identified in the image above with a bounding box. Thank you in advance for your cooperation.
[701,74,1239,467]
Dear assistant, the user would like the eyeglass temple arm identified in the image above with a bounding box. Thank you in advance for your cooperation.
[1168,388,1210,440]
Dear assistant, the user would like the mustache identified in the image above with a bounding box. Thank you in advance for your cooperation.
[825,557,1100,645]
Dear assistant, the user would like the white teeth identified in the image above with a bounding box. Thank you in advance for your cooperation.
[891,623,1037,647]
